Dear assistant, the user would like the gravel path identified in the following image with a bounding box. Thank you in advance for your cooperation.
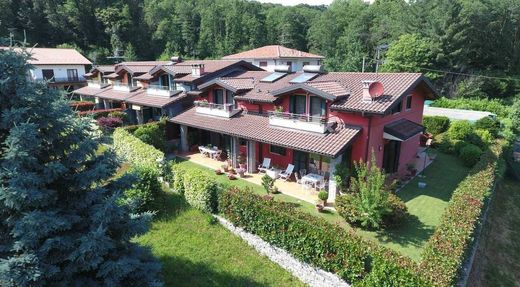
[215,215,350,287]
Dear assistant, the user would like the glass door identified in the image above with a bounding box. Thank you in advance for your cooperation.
[293,150,308,173]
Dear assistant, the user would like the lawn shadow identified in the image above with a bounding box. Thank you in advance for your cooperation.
[160,255,271,287]
[374,214,435,250]
[151,190,190,220]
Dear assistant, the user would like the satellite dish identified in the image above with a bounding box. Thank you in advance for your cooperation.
[368,81,384,98]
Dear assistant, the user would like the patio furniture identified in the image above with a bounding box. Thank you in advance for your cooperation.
[258,158,271,173]
[295,172,302,184]
[315,180,329,191]
[198,146,207,157]
[266,168,281,179]
[213,150,222,160]
[301,173,325,189]
[278,164,294,181]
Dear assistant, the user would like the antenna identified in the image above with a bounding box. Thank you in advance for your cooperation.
[375,44,389,74]
[106,47,125,64]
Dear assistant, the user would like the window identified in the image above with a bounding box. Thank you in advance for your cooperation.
[391,100,402,114]
[289,95,306,114]
[303,62,310,66]
[406,95,412,110]
[310,97,326,118]
[270,145,286,156]
[226,90,235,107]
[213,89,224,104]
[259,61,267,67]
[239,138,247,146]
[287,61,292,70]
[42,69,54,80]
[67,69,78,81]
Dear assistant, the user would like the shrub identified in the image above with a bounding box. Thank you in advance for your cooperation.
[335,193,360,224]
[183,169,219,213]
[422,116,450,136]
[69,100,95,111]
[96,116,123,131]
[108,110,128,123]
[170,163,188,194]
[383,193,409,228]
[134,122,165,151]
[122,165,161,212]
[474,117,500,136]
[446,120,473,141]
[78,108,123,119]
[318,190,329,202]
[261,174,275,194]
[458,143,482,167]
[431,97,509,118]
[219,187,426,285]
[474,129,494,148]
[333,160,350,193]
[113,128,164,172]
[420,143,504,286]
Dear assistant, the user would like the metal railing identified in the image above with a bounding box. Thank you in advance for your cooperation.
[42,76,86,83]
[268,111,327,124]
[194,101,236,112]
[147,84,175,91]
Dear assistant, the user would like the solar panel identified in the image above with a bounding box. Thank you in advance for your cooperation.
[260,72,286,83]
[289,72,319,84]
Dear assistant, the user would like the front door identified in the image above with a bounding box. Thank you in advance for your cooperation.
[293,150,309,173]
[382,140,401,173]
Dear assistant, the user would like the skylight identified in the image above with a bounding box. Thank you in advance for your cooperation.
[260,72,286,83]
[289,72,319,84]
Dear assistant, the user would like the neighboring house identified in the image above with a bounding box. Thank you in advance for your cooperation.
[169,68,436,201]
[0,47,92,92]
[73,59,261,125]
[423,106,496,122]
[222,45,324,72]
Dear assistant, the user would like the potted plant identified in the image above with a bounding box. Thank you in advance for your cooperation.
[406,163,417,176]
[221,163,229,172]
[318,190,329,206]
[215,169,223,175]
[237,168,246,178]
[227,172,236,180]
[238,152,247,169]
[315,200,324,212]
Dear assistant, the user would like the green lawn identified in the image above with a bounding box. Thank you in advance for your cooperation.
[170,151,469,261]
[136,190,305,287]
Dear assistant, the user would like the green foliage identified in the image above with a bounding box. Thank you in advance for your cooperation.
[431,97,510,118]
[333,160,350,193]
[219,187,426,285]
[447,120,473,141]
[318,190,328,201]
[113,128,165,172]
[422,116,450,136]
[383,193,409,228]
[108,110,129,123]
[122,165,162,212]
[170,163,188,194]
[474,117,500,137]
[133,120,166,151]
[420,143,505,286]
[458,143,483,167]
[0,49,161,286]
[183,169,219,213]
[509,99,520,134]
[261,174,275,194]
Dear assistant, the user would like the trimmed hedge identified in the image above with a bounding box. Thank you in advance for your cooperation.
[113,128,164,172]
[219,188,429,286]
[122,165,162,212]
[422,116,450,136]
[78,108,123,119]
[183,169,219,213]
[419,143,504,286]
[69,101,95,111]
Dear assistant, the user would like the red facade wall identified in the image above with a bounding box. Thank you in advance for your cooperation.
[261,144,294,169]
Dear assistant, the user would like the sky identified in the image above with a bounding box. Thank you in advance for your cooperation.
[254,0,334,6]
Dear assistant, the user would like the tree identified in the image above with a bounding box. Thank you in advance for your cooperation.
[0,49,162,286]
[124,43,138,61]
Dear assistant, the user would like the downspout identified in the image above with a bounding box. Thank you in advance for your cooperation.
[364,113,372,162]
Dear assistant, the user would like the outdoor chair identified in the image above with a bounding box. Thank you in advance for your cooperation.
[278,164,295,181]
[300,169,307,177]
[213,150,222,160]
[315,180,328,191]
[198,146,208,157]
[258,158,271,173]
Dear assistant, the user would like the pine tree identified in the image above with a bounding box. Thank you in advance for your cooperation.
[0,50,162,286]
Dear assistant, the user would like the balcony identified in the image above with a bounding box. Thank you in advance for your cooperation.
[113,83,138,92]
[147,84,177,97]
[194,100,241,118]
[268,111,328,133]
[87,80,110,89]
[42,76,86,84]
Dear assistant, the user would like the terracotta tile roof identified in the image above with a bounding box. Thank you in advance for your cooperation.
[134,73,154,80]
[116,61,170,74]
[94,65,115,73]
[230,71,301,103]
[170,108,361,157]
[72,85,110,96]
[104,72,120,79]
[306,81,349,98]
[271,81,349,101]
[223,45,324,60]
[384,119,424,141]
[1,47,92,65]
[95,87,144,101]
[125,91,188,108]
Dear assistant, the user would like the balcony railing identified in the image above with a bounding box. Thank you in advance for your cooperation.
[268,111,328,133]
[87,80,110,89]
[194,100,241,118]
[41,76,86,83]
[147,84,176,97]
[113,83,137,92]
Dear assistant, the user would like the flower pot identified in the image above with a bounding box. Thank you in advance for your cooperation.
[227,173,236,180]
[238,170,245,178]
[239,163,246,169]
[316,204,324,212]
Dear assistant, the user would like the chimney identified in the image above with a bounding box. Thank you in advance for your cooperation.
[191,64,205,77]
[362,80,375,102]
[170,56,182,64]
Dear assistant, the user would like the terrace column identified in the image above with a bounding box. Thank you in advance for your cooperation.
[246,140,257,173]
[136,110,144,125]
[180,125,189,152]
[103,99,110,109]
[327,154,343,203]
[230,136,239,168]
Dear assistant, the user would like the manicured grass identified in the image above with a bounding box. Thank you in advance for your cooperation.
[136,191,305,287]
[357,151,470,260]
[468,178,520,286]
[171,151,469,261]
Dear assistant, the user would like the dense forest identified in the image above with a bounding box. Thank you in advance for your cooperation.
[1,0,519,98]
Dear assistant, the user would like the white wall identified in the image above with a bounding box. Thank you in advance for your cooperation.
[246,58,322,72]
[29,64,87,80]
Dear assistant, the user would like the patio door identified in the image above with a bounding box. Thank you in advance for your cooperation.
[293,150,308,173]
[383,140,401,173]
[289,95,306,115]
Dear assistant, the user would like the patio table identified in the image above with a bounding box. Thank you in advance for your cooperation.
[266,168,281,179]
[199,146,221,159]
[301,173,324,188]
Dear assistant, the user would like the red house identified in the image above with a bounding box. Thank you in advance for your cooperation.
[169,67,436,201]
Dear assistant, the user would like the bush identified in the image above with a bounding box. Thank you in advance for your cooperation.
[431,97,509,118]
[474,129,494,148]
[134,122,166,151]
[96,116,123,131]
[420,143,504,286]
[69,100,95,111]
[422,116,450,136]
[170,163,188,194]
[261,174,275,194]
[122,165,161,212]
[458,143,482,167]
[383,193,409,228]
[335,193,360,224]
[219,187,426,285]
[183,169,219,213]
[446,120,473,141]
[108,110,128,123]
[474,117,500,136]
[78,108,123,119]
[113,128,164,172]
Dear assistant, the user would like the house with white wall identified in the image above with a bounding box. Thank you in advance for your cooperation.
[222,45,324,72]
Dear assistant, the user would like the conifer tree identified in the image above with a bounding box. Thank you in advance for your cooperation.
[0,50,162,286]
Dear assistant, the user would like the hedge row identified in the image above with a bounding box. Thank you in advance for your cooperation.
[422,116,450,136]
[78,108,123,119]
[419,143,505,286]
[219,188,430,286]
[69,101,95,111]
[113,128,164,172]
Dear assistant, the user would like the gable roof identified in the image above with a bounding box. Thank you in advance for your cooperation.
[271,81,348,101]
[0,47,92,65]
[115,61,170,75]
[222,45,324,60]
